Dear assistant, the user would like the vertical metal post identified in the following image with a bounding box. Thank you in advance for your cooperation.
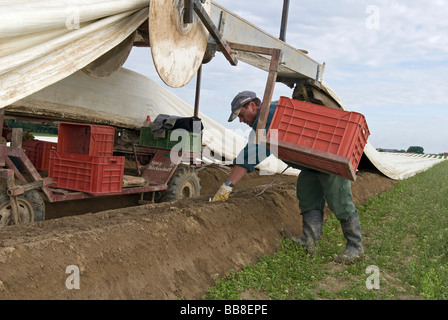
[184,0,194,24]
[256,49,282,143]
[279,0,290,41]
[0,108,6,167]
[194,65,202,118]
[0,108,5,139]
[4,169,20,225]
[11,128,23,149]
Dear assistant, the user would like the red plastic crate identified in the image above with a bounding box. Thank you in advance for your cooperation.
[22,140,58,171]
[48,151,125,196]
[57,122,115,157]
[266,97,370,180]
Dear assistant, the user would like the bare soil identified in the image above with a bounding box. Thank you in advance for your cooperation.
[0,168,396,300]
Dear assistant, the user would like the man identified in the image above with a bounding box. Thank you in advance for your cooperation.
[212,91,364,264]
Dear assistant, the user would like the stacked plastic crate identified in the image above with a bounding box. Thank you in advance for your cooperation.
[48,122,125,195]
[22,140,57,171]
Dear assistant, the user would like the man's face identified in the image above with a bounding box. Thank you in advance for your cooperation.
[237,102,259,127]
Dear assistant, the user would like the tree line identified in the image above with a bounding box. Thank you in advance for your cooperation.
[6,120,58,135]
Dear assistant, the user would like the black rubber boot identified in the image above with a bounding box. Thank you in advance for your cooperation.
[292,210,324,254]
[336,211,364,264]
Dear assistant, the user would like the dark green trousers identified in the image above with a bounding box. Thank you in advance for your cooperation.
[296,169,356,221]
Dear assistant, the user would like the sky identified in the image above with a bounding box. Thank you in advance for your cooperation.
[124,0,448,154]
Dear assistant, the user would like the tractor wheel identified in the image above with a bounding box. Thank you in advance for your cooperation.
[157,164,201,202]
[0,190,45,229]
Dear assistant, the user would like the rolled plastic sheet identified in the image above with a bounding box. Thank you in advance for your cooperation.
[0,0,149,109]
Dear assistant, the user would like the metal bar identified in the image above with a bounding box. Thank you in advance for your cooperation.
[218,43,283,142]
[0,108,5,165]
[0,108,4,133]
[9,195,20,225]
[256,49,282,144]
[47,184,169,203]
[17,148,46,181]
[4,155,26,183]
[46,189,91,202]
[1,168,20,224]
[210,2,322,81]
[279,0,290,41]
[11,128,22,148]
[225,42,277,56]
[0,168,14,181]
[132,143,142,176]
[183,0,194,24]
[115,145,160,156]
[194,65,202,118]
[0,144,6,167]
[218,10,227,34]
[7,178,53,197]
[193,0,237,66]
[120,185,168,194]
[217,43,283,144]
[0,106,5,166]
[7,145,54,200]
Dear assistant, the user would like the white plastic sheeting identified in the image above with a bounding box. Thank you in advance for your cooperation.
[0,0,149,108]
[362,143,446,180]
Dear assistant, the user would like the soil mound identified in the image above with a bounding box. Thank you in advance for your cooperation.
[0,168,396,299]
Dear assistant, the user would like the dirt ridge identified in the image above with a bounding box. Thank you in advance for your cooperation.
[0,169,396,300]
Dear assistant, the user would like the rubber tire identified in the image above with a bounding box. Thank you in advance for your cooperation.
[157,164,201,202]
[0,190,45,227]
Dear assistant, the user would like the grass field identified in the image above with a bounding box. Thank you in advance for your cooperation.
[204,161,448,300]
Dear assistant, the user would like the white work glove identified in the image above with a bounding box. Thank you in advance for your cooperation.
[212,183,233,202]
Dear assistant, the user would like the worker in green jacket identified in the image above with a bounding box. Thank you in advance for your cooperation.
[212,91,364,264]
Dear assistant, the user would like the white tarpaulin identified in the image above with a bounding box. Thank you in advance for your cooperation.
[0,0,149,108]
[362,143,446,180]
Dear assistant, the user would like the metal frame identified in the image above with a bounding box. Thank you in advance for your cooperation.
[222,42,283,143]
[189,0,237,66]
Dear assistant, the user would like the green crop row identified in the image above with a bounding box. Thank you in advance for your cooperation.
[204,161,448,300]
